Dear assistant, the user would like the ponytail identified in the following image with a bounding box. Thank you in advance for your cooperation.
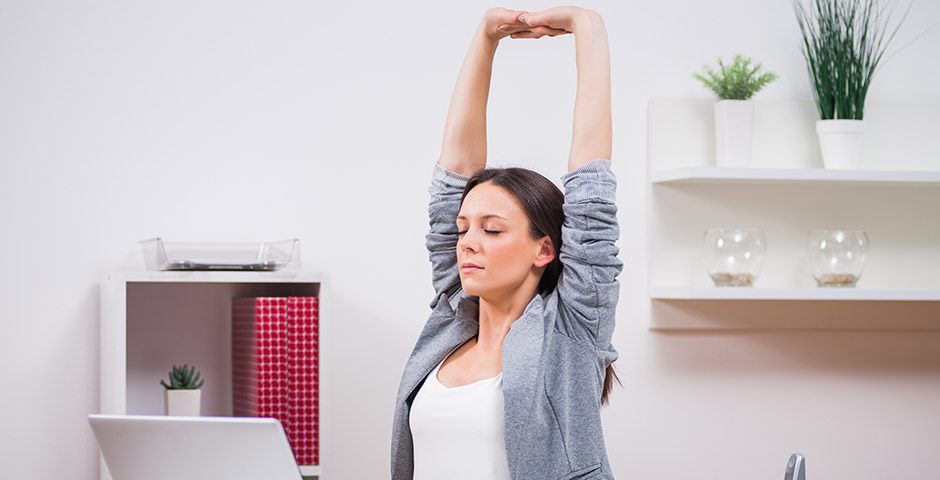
[601,363,620,407]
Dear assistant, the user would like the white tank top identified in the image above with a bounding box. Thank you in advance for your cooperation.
[409,355,511,480]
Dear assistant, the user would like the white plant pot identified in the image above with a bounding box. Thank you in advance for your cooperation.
[164,389,201,416]
[816,119,865,169]
[714,99,754,167]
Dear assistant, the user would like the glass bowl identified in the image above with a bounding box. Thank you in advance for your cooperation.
[703,228,766,287]
[806,230,869,287]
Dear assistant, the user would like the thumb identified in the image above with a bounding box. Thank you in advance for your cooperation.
[518,11,537,25]
[502,10,524,24]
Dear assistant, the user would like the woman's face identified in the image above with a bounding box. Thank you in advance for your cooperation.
[456,182,552,299]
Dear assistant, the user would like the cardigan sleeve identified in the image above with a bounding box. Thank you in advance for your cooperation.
[554,158,623,347]
[425,163,469,307]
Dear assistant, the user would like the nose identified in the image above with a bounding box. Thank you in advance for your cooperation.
[458,227,480,254]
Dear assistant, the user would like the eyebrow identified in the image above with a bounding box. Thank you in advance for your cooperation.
[456,214,508,221]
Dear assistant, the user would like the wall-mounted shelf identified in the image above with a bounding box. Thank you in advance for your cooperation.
[650,286,940,301]
[99,270,328,479]
[646,98,940,330]
[650,166,940,185]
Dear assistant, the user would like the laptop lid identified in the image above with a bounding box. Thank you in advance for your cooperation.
[88,414,304,480]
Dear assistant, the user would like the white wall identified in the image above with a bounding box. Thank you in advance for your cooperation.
[1,0,939,478]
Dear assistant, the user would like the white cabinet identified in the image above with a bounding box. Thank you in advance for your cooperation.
[646,98,940,329]
[99,271,328,479]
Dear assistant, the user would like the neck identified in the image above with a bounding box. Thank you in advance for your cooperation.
[476,282,539,349]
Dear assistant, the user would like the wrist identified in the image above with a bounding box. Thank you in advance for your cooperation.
[571,9,601,34]
[473,22,501,51]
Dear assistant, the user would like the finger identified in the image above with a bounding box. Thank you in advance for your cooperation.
[510,31,541,39]
[499,12,527,27]
[499,24,533,34]
[494,8,524,24]
[529,25,566,37]
[519,11,549,27]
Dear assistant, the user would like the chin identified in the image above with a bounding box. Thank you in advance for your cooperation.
[459,278,489,298]
[460,281,482,297]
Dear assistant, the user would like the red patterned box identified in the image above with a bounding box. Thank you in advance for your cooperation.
[232,298,289,424]
[286,296,319,466]
[233,296,319,466]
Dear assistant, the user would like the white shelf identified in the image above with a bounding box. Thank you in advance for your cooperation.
[99,270,329,480]
[114,270,327,283]
[646,98,940,329]
[650,286,940,301]
[300,465,322,476]
[650,166,940,185]
[650,286,940,330]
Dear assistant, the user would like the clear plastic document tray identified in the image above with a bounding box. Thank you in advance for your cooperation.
[139,238,301,272]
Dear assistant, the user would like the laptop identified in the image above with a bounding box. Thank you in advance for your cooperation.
[88,414,304,480]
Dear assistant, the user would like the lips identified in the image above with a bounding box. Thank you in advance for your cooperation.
[461,262,483,273]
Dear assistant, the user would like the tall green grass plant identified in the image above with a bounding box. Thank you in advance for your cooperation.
[794,0,909,120]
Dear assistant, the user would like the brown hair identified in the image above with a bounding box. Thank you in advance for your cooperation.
[460,167,620,406]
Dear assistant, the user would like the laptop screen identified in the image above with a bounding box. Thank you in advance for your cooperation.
[89,414,305,480]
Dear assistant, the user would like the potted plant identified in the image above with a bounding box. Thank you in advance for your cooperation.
[160,364,204,416]
[794,0,907,169]
[694,54,778,167]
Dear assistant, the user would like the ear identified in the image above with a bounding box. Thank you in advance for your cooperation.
[533,236,556,268]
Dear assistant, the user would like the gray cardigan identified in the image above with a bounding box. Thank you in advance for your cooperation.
[391,158,622,479]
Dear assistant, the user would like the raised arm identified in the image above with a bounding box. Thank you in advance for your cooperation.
[438,8,568,176]
[515,8,619,346]
[429,9,569,304]
[520,8,611,171]
[437,9,515,177]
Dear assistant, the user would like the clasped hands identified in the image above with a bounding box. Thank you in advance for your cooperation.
[484,6,589,41]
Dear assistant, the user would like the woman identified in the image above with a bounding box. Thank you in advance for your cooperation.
[391,6,622,479]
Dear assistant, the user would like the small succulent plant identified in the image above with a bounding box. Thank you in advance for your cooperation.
[693,54,778,101]
[160,364,205,390]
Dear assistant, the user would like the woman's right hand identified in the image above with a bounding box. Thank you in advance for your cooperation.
[482,7,568,42]
[514,6,594,38]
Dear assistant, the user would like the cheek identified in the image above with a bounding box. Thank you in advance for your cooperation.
[491,236,534,266]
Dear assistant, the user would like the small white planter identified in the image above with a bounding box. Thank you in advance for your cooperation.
[164,389,201,416]
[714,99,754,167]
[816,119,865,169]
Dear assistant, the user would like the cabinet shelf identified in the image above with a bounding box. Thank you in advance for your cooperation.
[99,271,328,479]
[115,270,327,283]
[300,466,322,477]
[650,166,940,186]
